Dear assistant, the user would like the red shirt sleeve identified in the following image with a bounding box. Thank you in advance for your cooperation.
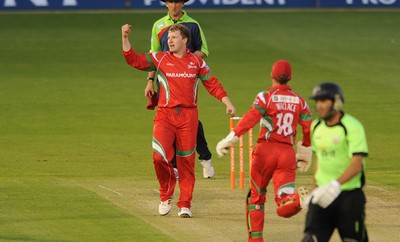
[201,75,228,101]
[198,59,227,101]
[299,99,312,147]
[233,107,263,137]
[122,48,156,72]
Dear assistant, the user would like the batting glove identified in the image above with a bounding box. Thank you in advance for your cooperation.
[216,131,239,158]
[296,141,312,172]
[311,180,341,208]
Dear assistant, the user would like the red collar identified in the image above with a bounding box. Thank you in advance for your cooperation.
[168,48,191,55]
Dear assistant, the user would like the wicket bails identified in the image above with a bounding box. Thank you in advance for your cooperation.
[230,117,253,189]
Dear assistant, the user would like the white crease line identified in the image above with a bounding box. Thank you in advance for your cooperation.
[365,185,389,193]
[99,185,122,196]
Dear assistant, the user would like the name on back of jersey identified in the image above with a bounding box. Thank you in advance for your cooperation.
[272,94,299,112]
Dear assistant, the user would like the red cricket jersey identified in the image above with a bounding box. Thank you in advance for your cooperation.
[234,85,312,146]
[123,48,227,108]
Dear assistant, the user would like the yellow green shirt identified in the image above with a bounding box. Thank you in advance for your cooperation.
[311,113,368,191]
[150,10,209,56]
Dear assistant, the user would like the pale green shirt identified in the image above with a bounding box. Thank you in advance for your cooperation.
[311,113,368,191]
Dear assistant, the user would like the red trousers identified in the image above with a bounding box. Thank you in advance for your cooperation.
[246,141,298,242]
[152,107,198,208]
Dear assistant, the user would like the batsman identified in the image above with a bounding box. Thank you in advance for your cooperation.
[302,83,369,242]
[216,60,313,242]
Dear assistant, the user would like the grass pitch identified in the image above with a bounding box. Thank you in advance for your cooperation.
[0,9,399,241]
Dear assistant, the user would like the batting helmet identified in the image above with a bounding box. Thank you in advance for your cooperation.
[310,82,344,105]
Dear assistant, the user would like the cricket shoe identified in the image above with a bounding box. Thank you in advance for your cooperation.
[298,186,310,210]
[158,199,171,216]
[178,207,192,218]
[200,159,214,178]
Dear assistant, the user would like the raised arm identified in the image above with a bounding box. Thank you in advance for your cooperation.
[122,24,132,51]
[121,24,157,72]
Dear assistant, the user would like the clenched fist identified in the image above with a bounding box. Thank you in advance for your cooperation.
[121,24,132,38]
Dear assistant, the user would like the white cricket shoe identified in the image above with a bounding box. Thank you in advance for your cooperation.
[178,207,192,218]
[298,186,310,210]
[158,200,171,216]
[200,159,214,178]
[173,168,179,180]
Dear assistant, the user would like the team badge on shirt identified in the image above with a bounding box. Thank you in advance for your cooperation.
[188,62,197,69]
[157,23,165,29]
[332,136,341,144]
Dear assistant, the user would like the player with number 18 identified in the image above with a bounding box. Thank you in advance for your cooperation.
[216,60,313,242]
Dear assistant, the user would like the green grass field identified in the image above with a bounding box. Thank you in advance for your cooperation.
[1,9,399,241]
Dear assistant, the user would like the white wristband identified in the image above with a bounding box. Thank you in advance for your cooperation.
[331,180,340,188]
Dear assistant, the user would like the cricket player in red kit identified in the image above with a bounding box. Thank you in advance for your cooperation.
[216,60,312,241]
[121,23,236,218]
